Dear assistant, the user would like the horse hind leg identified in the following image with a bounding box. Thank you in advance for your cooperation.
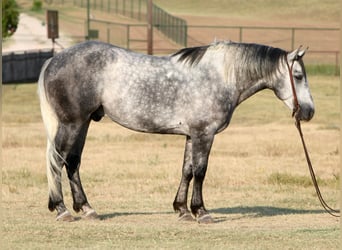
[56,121,99,220]
[46,140,74,222]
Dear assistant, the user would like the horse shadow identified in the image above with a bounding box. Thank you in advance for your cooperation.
[97,206,327,222]
[98,211,174,221]
[210,206,327,222]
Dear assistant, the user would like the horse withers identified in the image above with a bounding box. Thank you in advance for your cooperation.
[38,41,314,223]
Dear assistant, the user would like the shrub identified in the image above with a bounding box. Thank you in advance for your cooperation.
[31,0,42,12]
[2,0,19,38]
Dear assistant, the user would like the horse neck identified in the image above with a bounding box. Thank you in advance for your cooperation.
[236,79,269,104]
[232,60,285,105]
[233,63,288,105]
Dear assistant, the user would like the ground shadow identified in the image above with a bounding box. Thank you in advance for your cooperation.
[99,211,174,221]
[97,206,330,222]
[211,206,326,218]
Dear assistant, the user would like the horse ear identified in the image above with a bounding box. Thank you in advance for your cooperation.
[297,47,308,59]
[287,46,308,61]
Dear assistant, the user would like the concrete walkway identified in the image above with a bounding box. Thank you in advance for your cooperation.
[3,13,73,53]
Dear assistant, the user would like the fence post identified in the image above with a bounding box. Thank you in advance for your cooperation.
[239,27,243,42]
[147,0,153,55]
[127,24,130,49]
[335,51,339,76]
[86,0,90,39]
[291,28,295,50]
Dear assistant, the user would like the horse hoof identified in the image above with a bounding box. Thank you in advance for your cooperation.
[197,214,214,224]
[83,209,99,220]
[178,213,195,222]
[56,211,75,222]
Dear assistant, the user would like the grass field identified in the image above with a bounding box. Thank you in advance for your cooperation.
[154,0,340,23]
[3,0,341,248]
[2,74,340,249]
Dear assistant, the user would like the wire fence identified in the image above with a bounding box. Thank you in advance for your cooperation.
[186,25,340,67]
[152,4,187,46]
[89,19,147,50]
[71,0,187,46]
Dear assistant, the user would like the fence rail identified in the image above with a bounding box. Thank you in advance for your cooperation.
[71,0,187,46]
[187,25,339,50]
[90,19,146,49]
[152,5,187,46]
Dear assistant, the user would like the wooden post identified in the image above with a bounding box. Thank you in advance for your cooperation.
[47,10,59,51]
[87,0,90,39]
[147,0,153,55]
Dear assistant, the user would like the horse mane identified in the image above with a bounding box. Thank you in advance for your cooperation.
[172,41,287,82]
[229,42,287,81]
[172,45,210,66]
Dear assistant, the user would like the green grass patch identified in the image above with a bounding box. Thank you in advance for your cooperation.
[306,64,340,76]
[268,172,339,188]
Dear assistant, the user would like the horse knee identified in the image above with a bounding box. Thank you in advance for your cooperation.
[193,164,207,181]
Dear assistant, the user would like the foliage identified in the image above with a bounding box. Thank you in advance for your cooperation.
[2,0,19,38]
[31,0,42,12]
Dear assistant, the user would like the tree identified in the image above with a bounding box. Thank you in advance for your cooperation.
[2,0,19,38]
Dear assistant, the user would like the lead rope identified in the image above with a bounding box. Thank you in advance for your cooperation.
[286,56,340,217]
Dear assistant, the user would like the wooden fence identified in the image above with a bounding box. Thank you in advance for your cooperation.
[2,50,54,83]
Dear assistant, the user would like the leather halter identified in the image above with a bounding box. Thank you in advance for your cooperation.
[285,55,300,118]
[286,52,340,217]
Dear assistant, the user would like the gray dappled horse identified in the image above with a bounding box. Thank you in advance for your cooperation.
[38,41,314,223]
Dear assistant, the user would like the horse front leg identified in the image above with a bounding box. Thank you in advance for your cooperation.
[190,133,215,223]
[173,136,195,221]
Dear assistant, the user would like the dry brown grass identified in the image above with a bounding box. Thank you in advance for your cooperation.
[2,75,340,249]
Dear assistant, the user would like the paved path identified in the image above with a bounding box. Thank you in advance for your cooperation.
[3,13,73,53]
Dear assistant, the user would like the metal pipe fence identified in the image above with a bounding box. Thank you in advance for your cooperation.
[187,25,339,51]
[71,0,187,46]
[152,5,187,46]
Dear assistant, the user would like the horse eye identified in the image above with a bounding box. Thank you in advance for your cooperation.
[294,74,303,81]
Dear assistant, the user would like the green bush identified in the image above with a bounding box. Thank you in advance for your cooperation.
[2,0,19,38]
[31,0,42,12]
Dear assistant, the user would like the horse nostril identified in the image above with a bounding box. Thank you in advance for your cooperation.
[299,104,314,121]
[304,107,314,121]
[309,108,315,120]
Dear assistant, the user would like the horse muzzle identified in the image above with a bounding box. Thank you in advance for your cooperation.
[295,103,315,121]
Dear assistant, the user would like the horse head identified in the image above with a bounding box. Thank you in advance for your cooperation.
[275,47,315,121]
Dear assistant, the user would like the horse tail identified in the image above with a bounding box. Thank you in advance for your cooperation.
[38,58,56,141]
[38,58,63,200]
